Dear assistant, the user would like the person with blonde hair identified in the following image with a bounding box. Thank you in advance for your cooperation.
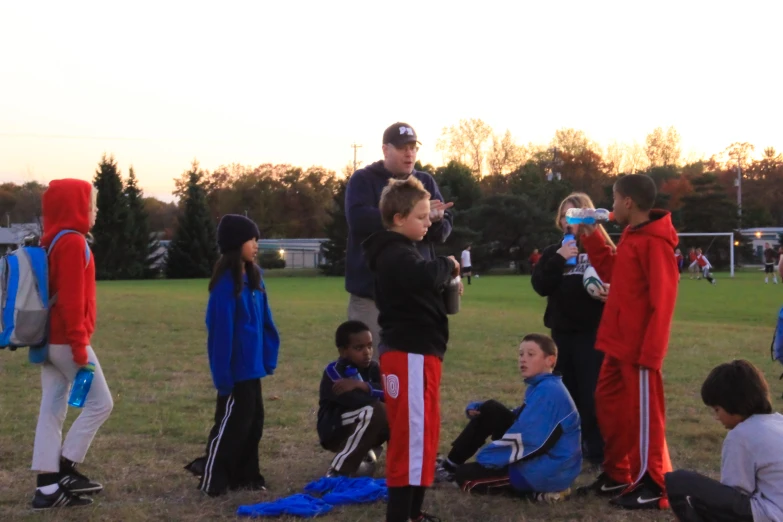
[531,192,614,468]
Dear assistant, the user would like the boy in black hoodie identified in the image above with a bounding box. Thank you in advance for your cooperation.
[363,176,459,522]
[317,320,388,477]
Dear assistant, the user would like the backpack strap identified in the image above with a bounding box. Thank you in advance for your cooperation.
[47,230,90,268]
[47,230,91,307]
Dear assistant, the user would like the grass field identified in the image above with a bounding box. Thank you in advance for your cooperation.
[1,270,782,521]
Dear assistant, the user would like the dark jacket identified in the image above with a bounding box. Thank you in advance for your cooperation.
[363,230,454,359]
[531,244,605,333]
[317,358,384,447]
[345,161,453,299]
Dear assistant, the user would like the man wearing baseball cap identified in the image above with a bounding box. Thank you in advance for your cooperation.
[345,122,454,360]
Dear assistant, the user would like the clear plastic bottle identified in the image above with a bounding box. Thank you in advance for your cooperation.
[68,362,96,408]
[565,208,611,225]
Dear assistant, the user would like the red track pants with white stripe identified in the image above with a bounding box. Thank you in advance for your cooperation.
[596,356,672,492]
[380,351,442,488]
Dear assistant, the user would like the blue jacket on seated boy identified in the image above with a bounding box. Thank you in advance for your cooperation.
[435,334,582,498]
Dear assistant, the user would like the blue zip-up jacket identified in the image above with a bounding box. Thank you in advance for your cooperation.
[476,373,581,492]
[345,160,453,299]
[206,268,280,396]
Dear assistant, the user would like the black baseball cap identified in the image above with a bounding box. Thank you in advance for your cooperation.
[382,122,420,147]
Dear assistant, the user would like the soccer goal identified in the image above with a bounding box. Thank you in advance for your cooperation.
[608,232,736,277]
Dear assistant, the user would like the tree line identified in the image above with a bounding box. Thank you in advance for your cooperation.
[2,121,782,278]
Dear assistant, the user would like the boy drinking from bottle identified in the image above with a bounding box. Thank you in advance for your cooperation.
[577,174,679,510]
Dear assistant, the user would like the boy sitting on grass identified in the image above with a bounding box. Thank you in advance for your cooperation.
[317,321,388,478]
[434,333,581,502]
[665,360,783,522]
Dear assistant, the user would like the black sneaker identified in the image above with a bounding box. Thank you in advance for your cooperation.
[609,475,663,510]
[576,472,629,497]
[433,457,456,485]
[184,456,206,478]
[59,469,104,495]
[32,487,93,510]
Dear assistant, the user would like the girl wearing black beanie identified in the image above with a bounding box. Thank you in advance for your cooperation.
[186,214,281,496]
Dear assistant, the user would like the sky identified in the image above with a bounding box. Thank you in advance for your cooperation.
[1,0,781,202]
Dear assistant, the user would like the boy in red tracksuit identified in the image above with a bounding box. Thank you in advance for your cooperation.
[576,174,679,510]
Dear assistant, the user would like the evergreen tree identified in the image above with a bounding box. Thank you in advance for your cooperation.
[92,154,128,280]
[124,166,161,278]
[319,178,347,276]
[165,161,218,279]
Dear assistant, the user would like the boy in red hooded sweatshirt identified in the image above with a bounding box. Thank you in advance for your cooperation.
[31,179,114,510]
[576,174,678,510]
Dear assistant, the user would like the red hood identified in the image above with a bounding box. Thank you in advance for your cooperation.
[41,179,92,247]
[626,210,678,248]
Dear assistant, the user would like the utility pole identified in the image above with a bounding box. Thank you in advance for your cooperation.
[351,143,363,174]
[736,162,742,228]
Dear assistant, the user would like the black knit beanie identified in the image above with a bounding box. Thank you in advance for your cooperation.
[217,214,260,254]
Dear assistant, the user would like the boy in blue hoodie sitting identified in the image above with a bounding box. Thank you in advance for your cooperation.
[435,333,581,501]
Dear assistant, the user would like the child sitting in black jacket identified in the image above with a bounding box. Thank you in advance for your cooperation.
[317,320,388,477]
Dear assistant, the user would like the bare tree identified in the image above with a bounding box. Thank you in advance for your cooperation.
[605,141,626,175]
[645,126,681,167]
[487,130,526,176]
[625,141,649,173]
[437,118,493,177]
[550,128,598,156]
[725,142,755,169]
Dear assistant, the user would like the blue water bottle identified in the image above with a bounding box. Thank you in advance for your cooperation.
[562,228,577,266]
[345,366,364,381]
[68,363,96,408]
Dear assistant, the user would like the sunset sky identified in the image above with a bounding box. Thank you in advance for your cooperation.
[1,1,781,201]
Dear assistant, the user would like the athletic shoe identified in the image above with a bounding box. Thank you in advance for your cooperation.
[433,462,456,484]
[575,472,629,497]
[529,488,571,504]
[355,455,377,477]
[609,475,663,510]
[412,513,441,522]
[59,469,103,495]
[32,487,93,510]
[184,456,206,478]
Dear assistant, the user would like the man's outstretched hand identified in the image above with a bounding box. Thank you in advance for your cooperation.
[429,200,454,222]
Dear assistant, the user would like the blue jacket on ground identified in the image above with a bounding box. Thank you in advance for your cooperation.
[476,373,582,492]
[345,160,453,299]
[206,268,280,396]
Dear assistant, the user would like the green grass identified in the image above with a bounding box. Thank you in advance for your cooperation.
[1,271,782,521]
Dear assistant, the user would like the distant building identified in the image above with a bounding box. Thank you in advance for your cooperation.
[154,238,328,269]
[739,227,783,260]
